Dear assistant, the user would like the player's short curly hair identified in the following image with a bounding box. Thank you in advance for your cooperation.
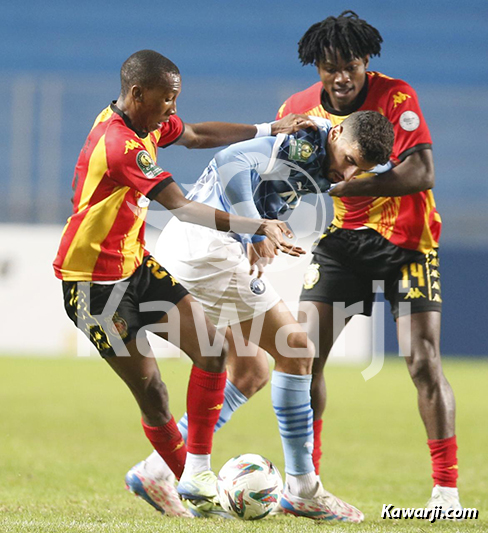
[343,111,394,165]
[298,11,383,66]
[120,50,180,97]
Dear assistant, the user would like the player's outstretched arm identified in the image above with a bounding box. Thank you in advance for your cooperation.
[329,149,435,198]
[153,182,302,255]
[175,114,316,149]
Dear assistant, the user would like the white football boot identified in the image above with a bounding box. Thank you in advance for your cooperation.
[425,485,463,520]
[125,460,193,518]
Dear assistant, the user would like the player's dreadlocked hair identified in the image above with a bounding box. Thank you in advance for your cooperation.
[120,50,180,97]
[298,11,383,65]
[343,111,394,165]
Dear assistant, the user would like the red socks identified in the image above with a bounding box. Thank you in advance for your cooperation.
[312,419,323,475]
[142,416,186,479]
[186,366,227,455]
[428,435,458,487]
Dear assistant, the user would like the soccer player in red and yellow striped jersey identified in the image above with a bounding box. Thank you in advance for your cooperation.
[53,49,312,516]
[276,12,461,514]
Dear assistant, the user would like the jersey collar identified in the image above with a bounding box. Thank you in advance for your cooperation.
[110,101,149,138]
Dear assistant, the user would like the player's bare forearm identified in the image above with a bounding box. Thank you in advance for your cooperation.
[176,115,317,149]
[153,182,299,250]
[154,183,260,232]
[177,123,259,149]
[329,150,435,198]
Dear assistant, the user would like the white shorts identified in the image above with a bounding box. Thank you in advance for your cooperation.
[154,218,280,326]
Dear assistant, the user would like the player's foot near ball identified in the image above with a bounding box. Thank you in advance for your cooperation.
[425,485,463,520]
[177,470,234,519]
[125,461,193,518]
[280,481,364,522]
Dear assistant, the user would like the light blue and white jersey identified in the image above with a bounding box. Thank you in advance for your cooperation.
[187,117,392,244]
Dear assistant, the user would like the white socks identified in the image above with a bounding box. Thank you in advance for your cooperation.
[434,485,459,498]
[286,471,319,499]
[180,453,211,480]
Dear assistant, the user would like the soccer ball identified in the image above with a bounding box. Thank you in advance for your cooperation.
[216,453,283,520]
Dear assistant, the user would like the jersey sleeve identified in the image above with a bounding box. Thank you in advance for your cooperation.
[276,98,291,120]
[156,115,185,148]
[384,80,432,163]
[106,127,174,199]
[215,137,274,218]
[214,137,275,243]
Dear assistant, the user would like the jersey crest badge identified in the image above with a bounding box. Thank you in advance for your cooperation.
[288,138,314,162]
[136,150,165,179]
[108,312,129,339]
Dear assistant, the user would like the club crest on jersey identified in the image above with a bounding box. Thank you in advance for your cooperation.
[250,278,266,295]
[107,312,129,339]
[303,263,320,290]
[288,138,314,162]
[136,150,165,179]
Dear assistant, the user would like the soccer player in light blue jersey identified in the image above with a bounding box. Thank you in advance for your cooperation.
[126,111,393,521]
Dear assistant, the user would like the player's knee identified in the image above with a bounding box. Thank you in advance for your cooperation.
[287,332,315,360]
[278,333,315,375]
[197,335,229,373]
[407,340,442,387]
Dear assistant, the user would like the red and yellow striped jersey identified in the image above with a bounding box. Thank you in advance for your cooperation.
[276,71,441,253]
[53,103,184,281]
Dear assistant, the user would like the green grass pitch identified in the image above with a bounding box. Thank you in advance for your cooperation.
[1,355,487,532]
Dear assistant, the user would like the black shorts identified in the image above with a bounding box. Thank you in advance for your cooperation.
[300,226,442,320]
[63,255,189,357]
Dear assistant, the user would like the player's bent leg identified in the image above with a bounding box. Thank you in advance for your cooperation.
[155,295,228,512]
[132,330,269,516]
[104,338,192,517]
[397,311,455,439]
[241,300,314,375]
[397,311,461,509]
[299,301,349,475]
[225,327,270,398]
[239,302,362,522]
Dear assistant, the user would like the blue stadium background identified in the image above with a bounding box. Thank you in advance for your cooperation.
[1,0,487,355]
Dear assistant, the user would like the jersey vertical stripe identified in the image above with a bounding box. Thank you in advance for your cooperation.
[276,72,441,253]
[53,104,183,281]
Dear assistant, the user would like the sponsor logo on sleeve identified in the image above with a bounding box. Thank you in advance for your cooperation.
[136,150,165,179]
[399,111,420,131]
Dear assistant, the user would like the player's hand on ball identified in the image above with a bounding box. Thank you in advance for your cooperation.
[271,114,318,135]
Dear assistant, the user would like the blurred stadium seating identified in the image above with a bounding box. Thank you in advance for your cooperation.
[0,0,486,355]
